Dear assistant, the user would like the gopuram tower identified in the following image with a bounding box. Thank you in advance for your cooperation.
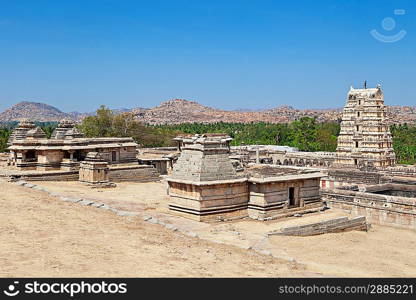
[335,83,395,167]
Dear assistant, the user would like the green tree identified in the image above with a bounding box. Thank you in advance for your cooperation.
[288,117,319,151]
[79,106,179,147]
[0,127,12,152]
[79,105,114,137]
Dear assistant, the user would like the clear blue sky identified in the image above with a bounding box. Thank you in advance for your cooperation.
[0,0,414,112]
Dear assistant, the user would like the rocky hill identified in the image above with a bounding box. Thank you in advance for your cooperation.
[0,102,109,122]
[132,99,343,124]
[1,99,415,125]
[0,101,69,122]
[132,99,416,125]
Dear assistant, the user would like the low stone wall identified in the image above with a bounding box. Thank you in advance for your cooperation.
[380,166,416,177]
[268,216,368,236]
[8,171,79,181]
[321,168,416,189]
[322,188,416,230]
[108,165,160,182]
[6,165,160,183]
[325,169,384,185]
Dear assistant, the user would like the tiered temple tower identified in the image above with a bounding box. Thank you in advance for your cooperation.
[50,119,84,139]
[335,84,395,167]
[167,134,248,221]
[7,119,37,145]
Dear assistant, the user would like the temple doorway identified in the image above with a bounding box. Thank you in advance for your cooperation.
[289,187,296,207]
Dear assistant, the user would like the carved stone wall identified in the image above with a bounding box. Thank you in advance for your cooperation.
[322,186,416,230]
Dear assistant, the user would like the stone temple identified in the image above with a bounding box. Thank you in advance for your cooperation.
[7,119,137,171]
[335,84,395,167]
[167,134,324,222]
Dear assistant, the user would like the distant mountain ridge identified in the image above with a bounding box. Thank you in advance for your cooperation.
[1,99,415,125]
[133,99,344,124]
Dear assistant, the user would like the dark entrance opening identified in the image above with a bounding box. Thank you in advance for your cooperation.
[112,151,117,162]
[289,187,295,207]
[26,150,36,162]
[73,150,86,161]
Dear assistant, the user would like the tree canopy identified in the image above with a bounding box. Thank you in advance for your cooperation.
[1,107,415,165]
[79,105,180,147]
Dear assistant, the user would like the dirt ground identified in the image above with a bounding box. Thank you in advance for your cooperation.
[1,179,415,277]
[0,179,310,277]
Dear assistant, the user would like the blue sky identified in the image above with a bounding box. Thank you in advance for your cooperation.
[0,0,414,112]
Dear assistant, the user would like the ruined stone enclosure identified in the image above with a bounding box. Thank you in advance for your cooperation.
[322,183,416,230]
[7,119,138,171]
[167,134,324,222]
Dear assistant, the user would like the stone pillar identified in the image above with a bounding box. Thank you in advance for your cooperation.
[21,151,26,162]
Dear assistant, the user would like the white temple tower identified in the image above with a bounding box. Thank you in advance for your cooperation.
[335,84,395,167]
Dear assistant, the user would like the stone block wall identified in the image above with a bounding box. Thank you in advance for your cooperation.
[248,177,322,220]
[7,165,160,183]
[108,165,160,182]
[97,147,137,164]
[168,180,249,222]
[269,216,368,236]
[36,150,65,170]
[10,171,79,181]
[300,178,321,205]
[322,188,416,230]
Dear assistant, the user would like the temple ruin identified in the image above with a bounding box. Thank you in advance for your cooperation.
[79,152,110,185]
[167,134,249,221]
[2,84,414,230]
[7,119,137,171]
[167,134,324,222]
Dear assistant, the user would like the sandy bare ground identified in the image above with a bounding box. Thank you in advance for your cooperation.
[1,179,416,277]
[0,179,310,277]
[269,226,416,277]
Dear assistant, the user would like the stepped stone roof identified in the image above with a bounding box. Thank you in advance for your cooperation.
[85,152,105,162]
[51,118,85,140]
[170,134,239,182]
[17,119,36,128]
[7,119,37,145]
[26,127,47,139]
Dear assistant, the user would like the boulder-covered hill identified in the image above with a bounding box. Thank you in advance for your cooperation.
[0,101,98,122]
[2,99,415,125]
[0,101,70,122]
[132,99,342,124]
